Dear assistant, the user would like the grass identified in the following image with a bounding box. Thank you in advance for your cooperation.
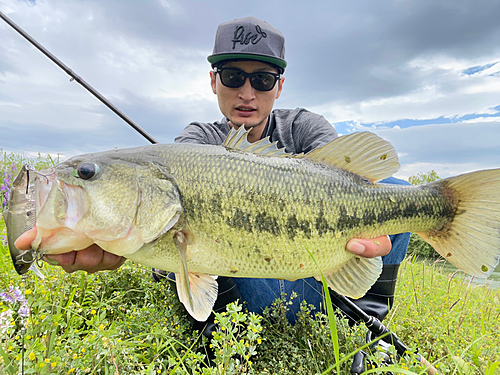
[1,155,499,374]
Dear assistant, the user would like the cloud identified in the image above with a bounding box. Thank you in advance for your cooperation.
[369,121,500,178]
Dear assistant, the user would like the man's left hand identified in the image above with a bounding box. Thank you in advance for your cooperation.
[346,236,391,258]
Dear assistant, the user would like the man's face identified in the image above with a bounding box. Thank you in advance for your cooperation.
[210,60,284,131]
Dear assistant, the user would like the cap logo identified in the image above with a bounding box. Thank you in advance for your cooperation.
[231,24,268,49]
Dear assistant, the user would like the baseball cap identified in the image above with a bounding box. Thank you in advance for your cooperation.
[207,16,287,70]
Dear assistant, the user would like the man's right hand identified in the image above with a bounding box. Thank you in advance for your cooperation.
[14,228,126,274]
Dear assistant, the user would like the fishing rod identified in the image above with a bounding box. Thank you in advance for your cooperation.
[0,10,159,145]
[330,290,438,375]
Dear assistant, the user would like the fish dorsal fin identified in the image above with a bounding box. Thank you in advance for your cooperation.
[305,132,400,182]
[315,256,383,299]
[174,230,218,322]
[222,126,292,157]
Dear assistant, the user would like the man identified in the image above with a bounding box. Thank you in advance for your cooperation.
[158,16,411,331]
[15,16,409,330]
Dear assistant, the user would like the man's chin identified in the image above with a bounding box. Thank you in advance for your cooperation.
[228,120,257,129]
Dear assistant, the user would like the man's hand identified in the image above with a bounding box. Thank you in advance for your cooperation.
[346,236,391,258]
[14,228,126,274]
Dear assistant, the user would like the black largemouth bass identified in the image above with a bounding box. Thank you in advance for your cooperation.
[7,130,500,321]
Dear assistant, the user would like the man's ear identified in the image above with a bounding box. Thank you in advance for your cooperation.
[275,76,285,99]
[210,70,217,94]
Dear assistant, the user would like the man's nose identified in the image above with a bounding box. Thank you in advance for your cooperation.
[237,78,256,100]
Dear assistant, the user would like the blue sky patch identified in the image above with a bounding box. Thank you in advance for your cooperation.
[462,62,498,76]
[333,107,500,134]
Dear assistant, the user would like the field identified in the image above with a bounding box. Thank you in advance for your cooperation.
[1,154,499,374]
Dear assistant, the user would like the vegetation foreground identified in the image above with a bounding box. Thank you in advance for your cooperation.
[1,153,499,374]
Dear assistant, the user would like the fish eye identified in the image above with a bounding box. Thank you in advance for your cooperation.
[76,162,99,180]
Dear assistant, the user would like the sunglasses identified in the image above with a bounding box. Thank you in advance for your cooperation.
[214,67,281,92]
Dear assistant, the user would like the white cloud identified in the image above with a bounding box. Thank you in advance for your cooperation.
[370,122,500,178]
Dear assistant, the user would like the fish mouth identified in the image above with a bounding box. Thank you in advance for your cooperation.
[32,169,94,254]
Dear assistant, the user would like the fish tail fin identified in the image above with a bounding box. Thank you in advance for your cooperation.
[417,169,500,278]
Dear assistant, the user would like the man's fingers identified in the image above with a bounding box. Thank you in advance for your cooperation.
[346,235,391,258]
[14,227,37,250]
[102,251,127,271]
[45,245,126,274]
[44,252,76,267]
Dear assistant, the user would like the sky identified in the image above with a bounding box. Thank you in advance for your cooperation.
[0,0,499,179]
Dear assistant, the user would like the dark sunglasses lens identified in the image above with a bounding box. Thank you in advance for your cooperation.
[220,69,245,88]
[219,69,278,91]
[250,73,277,91]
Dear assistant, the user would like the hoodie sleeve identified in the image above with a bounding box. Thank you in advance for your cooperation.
[273,108,338,154]
[175,120,231,145]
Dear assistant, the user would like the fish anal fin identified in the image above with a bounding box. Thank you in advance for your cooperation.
[315,256,383,299]
[306,132,400,182]
[174,231,218,321]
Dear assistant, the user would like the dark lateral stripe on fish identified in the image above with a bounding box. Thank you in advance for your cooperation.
[181,184,457,242]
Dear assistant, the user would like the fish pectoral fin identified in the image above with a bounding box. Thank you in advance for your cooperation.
[175,272,218,322]
[305,132,400,182]
[174,231,218,322]
[315,256,383,299]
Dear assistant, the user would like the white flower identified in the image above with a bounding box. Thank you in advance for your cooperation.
[0,309,13,336]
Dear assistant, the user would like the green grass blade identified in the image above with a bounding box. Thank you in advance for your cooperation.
[305,247,340,374]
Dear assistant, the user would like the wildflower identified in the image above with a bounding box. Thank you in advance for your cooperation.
[18,302,30,318]
[0,310,13,335]
[0,286,26,304]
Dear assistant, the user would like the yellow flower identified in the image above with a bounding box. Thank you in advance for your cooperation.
[28,352,35,360]
[25,290,32,295]
[45,358,50,363]
[91,310,96,315]
[51,362,57,368]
